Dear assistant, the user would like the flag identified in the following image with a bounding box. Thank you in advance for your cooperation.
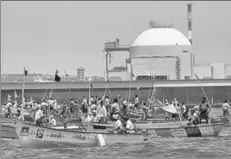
[14,90,17,99]
[90,82,94,91]
[24,67,28,76]
[65,71,69,76]
[55,70,61,82]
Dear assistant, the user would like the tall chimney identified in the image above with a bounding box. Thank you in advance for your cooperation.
[187,4,193,44]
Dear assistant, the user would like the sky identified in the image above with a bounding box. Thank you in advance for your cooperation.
[1,1,231,76]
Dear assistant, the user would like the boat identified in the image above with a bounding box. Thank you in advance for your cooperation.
[1,122,18,139]
[13,119,150,148]
[90,122,223,137]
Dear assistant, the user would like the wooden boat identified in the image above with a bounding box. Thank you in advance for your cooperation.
[1,122,18,139]
[90,122,223,137]
[13,119,150,148]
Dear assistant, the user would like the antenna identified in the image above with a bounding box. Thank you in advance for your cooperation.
[187,3,193,44]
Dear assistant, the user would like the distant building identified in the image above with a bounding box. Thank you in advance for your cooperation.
[225,64,231,79]
[77,67,85,81]
[194,62,226,79]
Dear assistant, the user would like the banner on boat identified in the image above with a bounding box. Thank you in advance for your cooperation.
[162,104,178,114]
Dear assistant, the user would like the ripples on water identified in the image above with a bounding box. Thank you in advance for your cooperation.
[1,128,231,159]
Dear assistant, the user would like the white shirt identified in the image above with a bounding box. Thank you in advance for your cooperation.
[48,100,54,106]
[97,105,107,118]
[222,103,230,110]
[49,118,57,126]
[35,109,43,120]
[182,105,186,113]
[41,102,48,107]
[126,120,134,130]
[114,120,123,130]
[135,97,139,104]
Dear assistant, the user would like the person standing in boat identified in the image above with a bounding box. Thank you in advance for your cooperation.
[181,102,188,119]
[35,105,43,125]
[221,100,230,116]
[60,105,70,129]
[134,95,139,111]
[110,98,120,121]
[97,100,107,123]
[199,97,211,124]
[105,96,110,112]
[164,100,170,120]
[81,96,88,115]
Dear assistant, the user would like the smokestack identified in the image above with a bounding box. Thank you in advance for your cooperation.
[187,4,193,44]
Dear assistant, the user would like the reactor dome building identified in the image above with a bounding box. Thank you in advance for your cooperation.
[104,22,196,81]
[130,23,195,80]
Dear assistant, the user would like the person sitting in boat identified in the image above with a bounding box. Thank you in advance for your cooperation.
[188,110,200,126]
[199,97,210,124]
[35,105,43,126]
[124,116,135,133]
[49,115,57,126]
[114,115,124,133]
[221,100,230,116]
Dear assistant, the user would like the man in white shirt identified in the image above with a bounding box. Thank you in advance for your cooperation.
[49,115,57,126]
[97,100,107,123]
[221,100,230,116]
[126,118,135,133]
[35,105,43,125]
[114,116,123,133]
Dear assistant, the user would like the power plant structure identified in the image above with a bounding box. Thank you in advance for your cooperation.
[104,4,196,81]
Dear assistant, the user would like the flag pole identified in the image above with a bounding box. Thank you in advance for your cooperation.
[88,78,91,101]
[104,81,109,98]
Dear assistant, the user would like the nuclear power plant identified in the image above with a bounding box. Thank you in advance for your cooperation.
[104,4,228,81]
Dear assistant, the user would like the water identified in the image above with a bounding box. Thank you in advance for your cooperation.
[1,108,231,159]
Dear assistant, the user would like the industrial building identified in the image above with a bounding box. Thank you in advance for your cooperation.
[104,4,228,81]
[105,22,195,81]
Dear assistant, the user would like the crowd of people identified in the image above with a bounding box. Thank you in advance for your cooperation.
[1,94,230,131]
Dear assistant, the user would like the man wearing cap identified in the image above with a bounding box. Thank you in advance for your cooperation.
[199,97,210,124]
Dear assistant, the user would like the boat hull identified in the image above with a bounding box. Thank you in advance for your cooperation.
[1,123,18,139]
[14,120,149,148]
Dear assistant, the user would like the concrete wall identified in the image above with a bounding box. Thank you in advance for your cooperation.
[2,79,231,105]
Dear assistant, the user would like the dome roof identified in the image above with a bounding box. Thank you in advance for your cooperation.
[131,28,191,47]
